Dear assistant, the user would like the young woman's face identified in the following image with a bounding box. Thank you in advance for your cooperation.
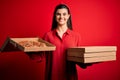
[55,8,70,26]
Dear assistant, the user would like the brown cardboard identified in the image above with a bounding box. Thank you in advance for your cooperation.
[68,51,116,57]
[67,55,116,63]
[68,46,117,53]
[67,46,117,63]
[1,37,56,52]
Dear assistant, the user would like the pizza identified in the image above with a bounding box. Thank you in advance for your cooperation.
[18,41,46,47]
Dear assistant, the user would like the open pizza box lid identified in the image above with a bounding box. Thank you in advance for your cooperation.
[0,37,56,52]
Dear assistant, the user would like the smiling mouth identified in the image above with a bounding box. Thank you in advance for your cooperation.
[59,19,64,22]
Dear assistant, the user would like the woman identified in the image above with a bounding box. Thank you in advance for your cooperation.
[43,4,81,80]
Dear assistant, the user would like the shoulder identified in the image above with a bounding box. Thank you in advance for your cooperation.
[44,30,53,36]
[68,29,80,37]
[43,30,54,40]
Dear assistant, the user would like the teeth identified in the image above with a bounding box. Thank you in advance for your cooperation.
[60,19,64,21]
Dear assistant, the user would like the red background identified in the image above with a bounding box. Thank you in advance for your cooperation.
[0,0,120,80]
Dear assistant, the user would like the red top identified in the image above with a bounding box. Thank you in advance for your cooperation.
[43,29,81,80]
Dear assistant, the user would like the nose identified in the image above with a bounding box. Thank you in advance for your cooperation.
[60,14,64,18]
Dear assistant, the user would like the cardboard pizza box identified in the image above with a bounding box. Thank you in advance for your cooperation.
[0,37,56,52]
[67,46,117,63]
[67,55,116,63]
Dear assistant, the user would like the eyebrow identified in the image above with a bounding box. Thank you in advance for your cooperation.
[56,12,68,14]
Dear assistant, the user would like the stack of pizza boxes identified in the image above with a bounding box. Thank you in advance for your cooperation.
[0,37,56,52]
[67,46,117,63]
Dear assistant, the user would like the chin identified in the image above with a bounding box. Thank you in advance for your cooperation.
[58,22,65,25]
[58,23,65,26]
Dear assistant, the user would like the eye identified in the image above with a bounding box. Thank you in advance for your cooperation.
[63,13,67,16]
[56,13,60,16]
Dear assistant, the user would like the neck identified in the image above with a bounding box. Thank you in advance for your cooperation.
[56,25,68,33]
[56,25,68,38]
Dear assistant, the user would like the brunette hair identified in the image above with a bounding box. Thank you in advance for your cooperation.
[51,4,72,30]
